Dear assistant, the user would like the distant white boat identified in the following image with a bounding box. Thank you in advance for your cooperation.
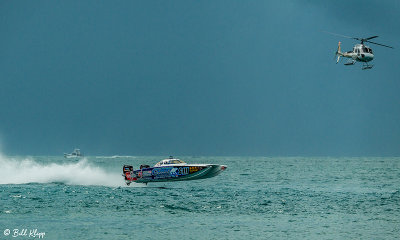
[64,149,83,158]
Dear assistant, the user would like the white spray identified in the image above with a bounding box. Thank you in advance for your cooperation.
[0,154,125,187]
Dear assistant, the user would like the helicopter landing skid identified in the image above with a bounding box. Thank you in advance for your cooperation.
[362,63,373,70]
[344,60,356,65]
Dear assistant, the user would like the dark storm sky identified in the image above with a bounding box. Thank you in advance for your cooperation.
[1,0,399,156]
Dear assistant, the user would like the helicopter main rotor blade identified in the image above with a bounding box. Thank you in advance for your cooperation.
[323,31,356,40]
[324,31,394,49]
[365,36,379,40]
[366,40,394,49]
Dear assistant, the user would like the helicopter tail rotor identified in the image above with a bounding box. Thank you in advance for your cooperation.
[335,41,342,63]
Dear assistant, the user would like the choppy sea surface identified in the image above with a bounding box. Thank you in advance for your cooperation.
[0,155,399,239]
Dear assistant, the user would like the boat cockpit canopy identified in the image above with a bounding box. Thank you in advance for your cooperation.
[155,158,186,166]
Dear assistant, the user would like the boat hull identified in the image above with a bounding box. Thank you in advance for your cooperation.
[123,164,227,184]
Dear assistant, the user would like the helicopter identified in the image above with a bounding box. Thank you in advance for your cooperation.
[325,31,394,70]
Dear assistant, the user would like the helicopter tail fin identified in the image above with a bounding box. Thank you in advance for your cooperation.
[337,41,342,54]
[335,41,342,63]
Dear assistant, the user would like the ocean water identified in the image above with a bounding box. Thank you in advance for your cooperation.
[0,155,399,239]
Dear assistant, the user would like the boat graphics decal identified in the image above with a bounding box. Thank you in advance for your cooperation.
[189,166,203,173]
[142,170,152,177]
[152,167,173,179]
[132,166,206,180]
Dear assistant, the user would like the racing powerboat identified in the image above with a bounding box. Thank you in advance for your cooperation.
[122,156,227,185]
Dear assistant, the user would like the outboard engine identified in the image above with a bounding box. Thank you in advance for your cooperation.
[123,165,134,185]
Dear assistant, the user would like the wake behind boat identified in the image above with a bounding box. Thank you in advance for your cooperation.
[123,156,227,185]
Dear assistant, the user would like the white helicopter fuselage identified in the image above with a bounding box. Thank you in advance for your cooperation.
[341,44,374,62]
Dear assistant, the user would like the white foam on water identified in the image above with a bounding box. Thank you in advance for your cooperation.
[0,154,126,187]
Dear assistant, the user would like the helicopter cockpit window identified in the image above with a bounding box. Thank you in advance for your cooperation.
[362,47,368,53]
